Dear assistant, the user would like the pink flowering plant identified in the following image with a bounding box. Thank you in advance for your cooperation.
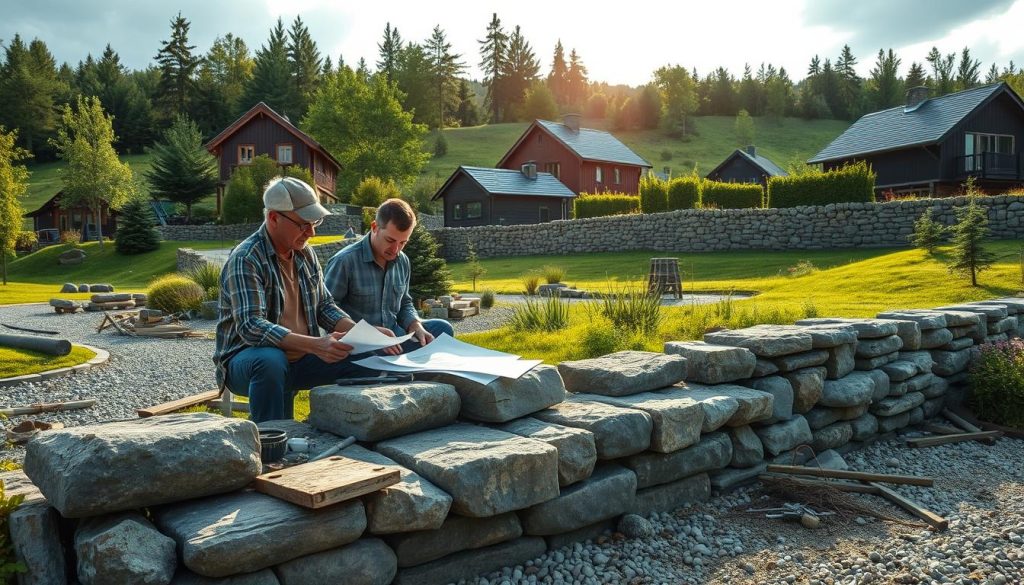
[967,338,1024,428]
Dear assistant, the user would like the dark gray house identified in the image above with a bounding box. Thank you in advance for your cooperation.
[706,146,787,187]
[432,164,577,227]
[808,82,1024,196]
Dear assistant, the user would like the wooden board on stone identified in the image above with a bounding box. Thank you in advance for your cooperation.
[253,455,401,509]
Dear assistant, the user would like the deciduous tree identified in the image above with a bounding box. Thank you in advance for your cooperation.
[0,126,30,284]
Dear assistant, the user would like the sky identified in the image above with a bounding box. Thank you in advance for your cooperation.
[4,0,1024,87]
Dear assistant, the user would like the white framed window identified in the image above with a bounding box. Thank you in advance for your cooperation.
[614,168,621,184]
[276,144,293,164]
[965,132,1015,171]
[238,144,255,165]
[453,203,463,220]
[467,202,482,219]
[545,162,560,178]
[595,166,603,183]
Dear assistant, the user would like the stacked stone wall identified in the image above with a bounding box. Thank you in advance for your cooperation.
[9,297,1023,584]
[156,213,361,242]
[431,195,1024,260]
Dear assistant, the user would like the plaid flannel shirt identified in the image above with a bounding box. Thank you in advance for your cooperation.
[212,224,345,387]
[323,234,419,332]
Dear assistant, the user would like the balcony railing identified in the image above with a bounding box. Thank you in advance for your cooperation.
[956,152,1022,179]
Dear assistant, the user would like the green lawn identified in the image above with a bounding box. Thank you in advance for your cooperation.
[0,345,96,379]
[456,242,1024,363]
[421,116,851,183]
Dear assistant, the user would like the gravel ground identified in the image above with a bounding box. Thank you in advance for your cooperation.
[3,303,1022,585]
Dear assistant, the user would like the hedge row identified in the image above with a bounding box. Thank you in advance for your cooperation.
[573,193,641,218]
[767,161,875,208]
[639,174,669,213]
[701,181,764,209]
[668,178,701,210]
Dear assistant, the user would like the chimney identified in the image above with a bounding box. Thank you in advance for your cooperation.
[904,86,931,112]
[563,113,581,133]
[746,145,757,157]
[521,161,537,180]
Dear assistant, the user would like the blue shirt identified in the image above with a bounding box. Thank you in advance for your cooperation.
[323,234,419,332]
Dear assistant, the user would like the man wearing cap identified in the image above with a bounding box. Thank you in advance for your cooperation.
[213,177,377,423]
[324,198,454,354]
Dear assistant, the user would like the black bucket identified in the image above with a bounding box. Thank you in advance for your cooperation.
[258,428,288,463]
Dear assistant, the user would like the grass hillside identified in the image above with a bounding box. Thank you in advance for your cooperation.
[421,115,850,183]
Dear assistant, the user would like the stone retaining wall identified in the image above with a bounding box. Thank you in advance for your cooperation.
[157,213,362,242]
[431,195,1024,260]
[8,297,1022,584]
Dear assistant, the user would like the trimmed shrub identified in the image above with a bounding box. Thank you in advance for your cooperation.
[969,339,1024,428]
[60,229,81,247]
[573,194,640,218]
[639,173,668,213]
[667,177,701,210]
[701,181,764,209]
[148,274,204,313]
[766,161,875,208]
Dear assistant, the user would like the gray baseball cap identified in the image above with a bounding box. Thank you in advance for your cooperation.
[263,177,331,222]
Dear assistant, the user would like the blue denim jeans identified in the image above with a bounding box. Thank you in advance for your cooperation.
[225,348,375,423]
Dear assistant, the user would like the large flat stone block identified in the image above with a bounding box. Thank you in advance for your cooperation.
[709,463,767,491]
[811,421,853,452]
[628,473,710,516]
[557,351,686,396]
[342,445,452,534]
[753,415,813,457]
[307,382,460,441]
[674,383,773,427]
[496,418,596,487]
[581,391,704,453]
[742,376,793,424]
[797,317,898,338]
[849,413,879,441]
[376,423,559,517]
[275,539,396,585]
[819,372,876,408]
[393,537,545,585]
[930,348,972,376]
[663,341,756,383]
[728,425,764,468]
[772,349,829,373]
[824,343,856,379]
[704,325,813,357]
[876,411,912,433]
[804,406,841,430]
[784,367,826,413]
[871,392,925,417]
[657,385,739,432]
[920,328,954,349]
[621,432,732,489]
[855,335,903,358]
[520,465,637,536]
[24,413,261,518]
[154,491,365,578]
[866,369,890,401]
[422,365,566,422]
[881,360,919,382]
[10,502,67,585]
[75,512,176,585]
[388,513,521,568]
[876,310,947,330]
[532,396,652,459]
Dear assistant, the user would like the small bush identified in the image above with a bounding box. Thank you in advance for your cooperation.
[60,229,81,247]
[701,181,764,209]
[660,150,673,161]
[116,198,161,255]
[14,231,36,252]
[578,319,621,358]
[667,177,701,210]
[508,295,570,332]
[589,284,663,335]
[187,262,223,300]
[766,161,875,208]
[480,289,495,309]
[541,265,565,284]
[911,207,946,253]
[148,274,205,313]
[968,339,1024,428]
[573,194,640,218]
[433,133,448,157]
[639,174,669,213]
[782,260,818,277]
[361,207,375,232]
[465,244,486,292]
[521,272,541,295]
[352,176,401,208]
[222,155,316,224]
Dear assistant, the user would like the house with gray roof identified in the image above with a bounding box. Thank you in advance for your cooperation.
[432,164,577,227]
[808,82,1024,196]
[706,146,788,187]
[496,114,652,195]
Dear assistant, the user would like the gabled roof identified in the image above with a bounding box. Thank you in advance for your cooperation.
[809,82,1023,164]
[432,166,576,201]
[498,119,652,168]
[24,191,115,218]
[707,148,788,179]
[203,101,342,170]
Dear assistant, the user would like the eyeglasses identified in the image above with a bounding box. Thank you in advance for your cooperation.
[276,212,322,232]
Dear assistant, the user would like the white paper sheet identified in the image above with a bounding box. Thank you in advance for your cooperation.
[341,319,414,354]
[354,334,541,382]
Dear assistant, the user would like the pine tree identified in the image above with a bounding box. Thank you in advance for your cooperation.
[394,43,434,126]
[195,34,253,135]
[565,48,589,109]
[547,40,568,106]
[376,23,403,83]
[734,109,754,146]
[455,79,480,127]
[0,126,30,285]
[910,207,945,254]
[242,19,297,115]
[835,45,861,119]
[956,47,981,90]
[948,195,995,286]
[464,243,486,292]
[287,16,322,118]
[145,115,218,223]
[868,48,903,110]
[905,62,928,89]
[115,197,161,255]
[404,223,452,304]
[985,63,1001,84]
[478,13,508,122]
[426,25,465,129]
[738,64,762,116]
[709,67,737,115]
[501,26,540,120]
[0,35,63,155]
[153,12,200,118]
[926,47,957,95]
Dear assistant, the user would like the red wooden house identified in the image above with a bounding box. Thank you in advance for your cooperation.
[204,102,342,214]
[497,114,652,195]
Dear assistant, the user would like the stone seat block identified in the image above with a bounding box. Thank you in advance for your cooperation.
[673,383,774,427]
[753,415,813,457]
[920,328,954,349]
[796,317,897,339]
[308,382,460,442]
[421,365,566,423]
[662,341,755,384]
[870,392,925,417]
[819,371,875,408]
[581,391,705,453]
[557,351,686,396]
[375,423,559,517]
[656,385,739,432]
[532,396,652,459]
[704,325,813,357]
[876,310,947,330]
[771,349,829,373]
[495,418,597,487]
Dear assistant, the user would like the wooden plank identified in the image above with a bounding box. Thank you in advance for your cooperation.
[920,422,962,435]
[0,399,96,417]
[758,473,881,494]
[946,405,1024,439]
[765,464,934,486]
[906,431,1002,448]
[870,482,948,531]
[942,408,983,432]
[254,455,401,509]
[137,390,222,418]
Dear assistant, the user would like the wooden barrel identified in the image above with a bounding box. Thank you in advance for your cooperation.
[647,257,682,298]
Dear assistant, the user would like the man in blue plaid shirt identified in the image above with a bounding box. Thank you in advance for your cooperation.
[324,199,454,354]
[213,177,376,422]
